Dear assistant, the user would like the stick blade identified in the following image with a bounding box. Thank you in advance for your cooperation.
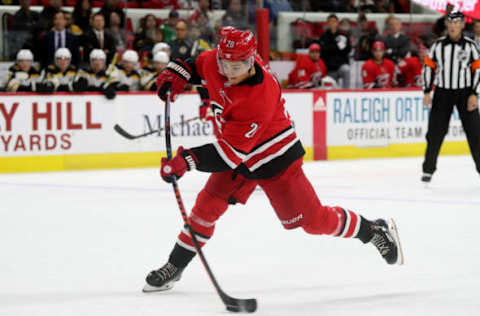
[113,124,136,140]
[222,294,257,313]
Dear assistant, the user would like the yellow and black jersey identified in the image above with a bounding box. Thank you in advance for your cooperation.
[114,64,141,91]
[140,65,159,91]
[77,67,116,91]
[5,64,42,92]
[43,64,78,92]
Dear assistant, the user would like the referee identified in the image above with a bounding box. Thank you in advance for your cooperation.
[422,11,480,183]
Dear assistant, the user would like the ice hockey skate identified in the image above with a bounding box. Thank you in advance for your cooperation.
[143,262,184,292]
[370,218,404,265]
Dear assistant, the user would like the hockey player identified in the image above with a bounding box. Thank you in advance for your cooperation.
[5,49,53,93]
[143,28,404,292]
[361,41,396,89]
[152,42,171,58]
[115,50,141,92]
[140,51,169,91]
[287,43,328,89]
[43,48,89,92]
[78,49,116,99]
[397,45,427,88]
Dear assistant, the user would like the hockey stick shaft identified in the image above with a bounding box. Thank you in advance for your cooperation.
[163,92,257,313]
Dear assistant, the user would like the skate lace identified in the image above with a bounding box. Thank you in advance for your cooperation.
[371,233,390,256]
[156,263,178,280]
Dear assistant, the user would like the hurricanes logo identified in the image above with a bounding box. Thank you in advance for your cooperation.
[211,101,224,132]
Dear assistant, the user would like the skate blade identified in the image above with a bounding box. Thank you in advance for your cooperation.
[388,218,404,265]
[142,282,174,293]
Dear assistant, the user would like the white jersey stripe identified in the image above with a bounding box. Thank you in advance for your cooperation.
[176,240,197,253]
[339,210,351,238]
[213,141,240,169]
[181,227,209,243]
[244,127,295,160]
[248,136,299,171]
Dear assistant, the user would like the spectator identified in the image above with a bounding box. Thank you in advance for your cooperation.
[191,12,214,47]
[109,12,129,52]
[141,51,169,91]
[472,20,480,49]
[397,46,424,88]
[313,0,345,12]
[287,43,328,89]
[12,0,39,32]
[169,20,192,61]
[4,49,49,93]
[37,0,62,33]
[72,0,92,33]
[352,13,371,46]
[81,13,116,64]
[358,0,376,12]
[222,0,248,30]
[339,18,353,41]
[99,0,126,29]
[433,3,454,37]
[373,0,394,13]
[344,0,358,12]
[144,0,180,9]
[114,50,141,91]
[319,14,351,88]
[264,0,292,24]
[43,48,88,92]
[134,14,160,53]
[42,11,81,67]
[64,11,83,36]
[361,41,395,89]
[189,0,213,26]
[78,49,116,99]
[289,0,311,11]
[9,0,39,59]
[161,10,179,43]
[383,17,410,62]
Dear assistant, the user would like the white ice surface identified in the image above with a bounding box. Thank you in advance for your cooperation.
[1,155,479,316]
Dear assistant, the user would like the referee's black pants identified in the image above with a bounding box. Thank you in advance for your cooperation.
[423,88,480,174]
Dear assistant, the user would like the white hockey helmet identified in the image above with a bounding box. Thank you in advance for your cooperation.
[55,48,72,59]
[153,51,169,64]
[16,49,34,61]
[90,49,106,61]
[152,42,170,55]
[122,50,138,64]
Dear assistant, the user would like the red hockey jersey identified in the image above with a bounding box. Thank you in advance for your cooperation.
[189,48,304,179]
[397,56,422,88]
[361,58,396,89]
[288,55,327,89]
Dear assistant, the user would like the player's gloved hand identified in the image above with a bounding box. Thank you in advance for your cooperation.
[160,146,198,183]
[199,99,214,122]
[35,82,54,93]
[103,84,116,100]
[156,59,192,102]
[72,77,88,92]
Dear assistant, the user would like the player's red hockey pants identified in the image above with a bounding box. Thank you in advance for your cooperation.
[176,158,362,251]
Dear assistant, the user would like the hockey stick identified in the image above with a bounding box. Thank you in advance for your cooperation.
[163,91,257,313]
[114,116,200,140]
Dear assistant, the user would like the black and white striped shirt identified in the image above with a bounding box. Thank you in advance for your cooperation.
[423,35,480,94]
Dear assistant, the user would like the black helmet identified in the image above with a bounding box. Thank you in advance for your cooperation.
[447,11,465,22]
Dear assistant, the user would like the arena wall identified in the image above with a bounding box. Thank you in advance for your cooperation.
[0,89,470,173]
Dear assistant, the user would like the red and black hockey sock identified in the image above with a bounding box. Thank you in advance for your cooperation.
[168,242,196,268]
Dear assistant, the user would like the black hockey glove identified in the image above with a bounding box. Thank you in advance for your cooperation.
[72,77,88,92]
[103,84,116,100]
